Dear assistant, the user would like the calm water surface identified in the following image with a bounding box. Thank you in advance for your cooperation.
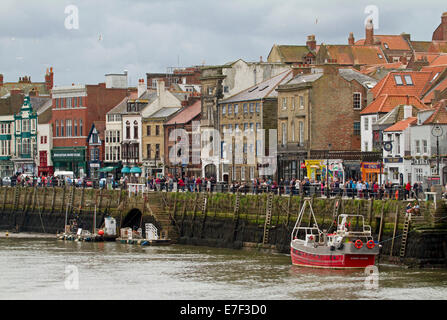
[1,234,447,300]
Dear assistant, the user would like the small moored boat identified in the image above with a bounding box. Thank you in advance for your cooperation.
[290,198,380,269]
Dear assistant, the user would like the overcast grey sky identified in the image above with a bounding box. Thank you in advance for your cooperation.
[0,0,445,86]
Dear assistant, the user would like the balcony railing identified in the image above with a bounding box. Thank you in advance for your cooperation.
[278,141,309,152]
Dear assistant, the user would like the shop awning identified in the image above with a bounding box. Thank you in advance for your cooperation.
[121,166,131,174]
[99,166,119,173]
[130,166,142,174]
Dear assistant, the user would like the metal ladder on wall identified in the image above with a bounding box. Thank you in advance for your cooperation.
[13,187,20,211]
[263,193,274,245]
[400,213,411,258]
[201,193,208,214]
[68,187,75,215]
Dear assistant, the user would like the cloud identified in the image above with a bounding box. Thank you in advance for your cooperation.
[0,0,445,86]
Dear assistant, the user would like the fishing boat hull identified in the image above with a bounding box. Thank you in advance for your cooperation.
[290,240,378,269]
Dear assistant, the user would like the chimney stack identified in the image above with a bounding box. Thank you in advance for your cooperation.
[365,18,374,45]
[403,103,412,120]
[137,79,146,98]
[442,12,447,24]
[45,67,54,91]
[348,32,355,45]
[292,64,312,77]
[306,35,316,51]
[0,74,3,87]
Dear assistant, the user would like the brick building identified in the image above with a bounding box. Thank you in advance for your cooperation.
[146,67,201,90]
[164,98,201,178]
[0,67,53,97]
[50,80,129,178]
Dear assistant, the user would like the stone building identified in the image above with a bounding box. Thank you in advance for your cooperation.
[218,70,293,182]
[276,64,377,182]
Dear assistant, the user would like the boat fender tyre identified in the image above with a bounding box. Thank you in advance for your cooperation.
[366,240,375,249]
[336,242,344,250]
[354,239,363,249]
[330,245,335,251]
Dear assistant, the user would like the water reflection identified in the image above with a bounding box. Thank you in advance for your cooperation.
[0,238,446,300]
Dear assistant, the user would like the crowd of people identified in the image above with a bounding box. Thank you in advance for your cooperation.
[2,172,447,201]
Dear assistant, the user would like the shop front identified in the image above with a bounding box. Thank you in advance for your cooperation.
[305,160,324,181]
[51,147,87,178]
[361,162,381,183]
[304,159,344,183]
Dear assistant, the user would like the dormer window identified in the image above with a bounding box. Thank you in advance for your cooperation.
[378,54,383,59]
[394,75,404,86]
[404,75,413,85]
[384,43,389,49]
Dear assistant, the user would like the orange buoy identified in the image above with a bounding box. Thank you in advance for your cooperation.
[354,239,363,249]
[98,229,104,236]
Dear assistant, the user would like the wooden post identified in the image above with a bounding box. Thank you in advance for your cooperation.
[285,195,291,227]
[368,198,373,227]
[2,187,7,212]
[50,187,56,214]
[390,203,400,257]
[378,201,385,242]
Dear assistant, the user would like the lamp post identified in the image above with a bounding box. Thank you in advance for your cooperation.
[432,124,443,178]
[326,143,332,198]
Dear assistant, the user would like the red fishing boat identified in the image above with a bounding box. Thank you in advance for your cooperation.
[290,199,380,269]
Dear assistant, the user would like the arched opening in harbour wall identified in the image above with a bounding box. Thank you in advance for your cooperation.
[121,208,142,230]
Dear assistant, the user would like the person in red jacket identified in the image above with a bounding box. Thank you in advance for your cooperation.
[405,182,412,200]
[178,177,185,192]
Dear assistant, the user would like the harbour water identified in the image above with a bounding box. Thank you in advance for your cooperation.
[0,234,447,300]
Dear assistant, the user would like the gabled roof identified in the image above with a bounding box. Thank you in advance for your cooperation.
[339,68,377,88]
[166,99,201,125]
[361,94,428,115]
[221,70,293,103]
[146,107,180,119]
[319,45,387,65]
[356,35,412,51]
[384,117,417,132]
[419,66,447,103]
[268,45,314,63]
[107,92,139,115]
[429,41,447,53]
[429,54,447,66]
[423,99,447,124]
[411,41,435,52]
[370,71,435,98]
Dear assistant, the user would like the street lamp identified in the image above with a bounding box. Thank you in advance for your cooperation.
[326,143,332,198]
[432,124,443,177]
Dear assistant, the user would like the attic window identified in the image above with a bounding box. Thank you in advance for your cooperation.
[259,85,269,91]
[404,75,413,85]
[394,75,404,86]
[384,43,389,49]
[248,86,258,92]
[378,54,383,59]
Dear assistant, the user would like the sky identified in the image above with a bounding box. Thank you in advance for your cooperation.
[0,0,445,87]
